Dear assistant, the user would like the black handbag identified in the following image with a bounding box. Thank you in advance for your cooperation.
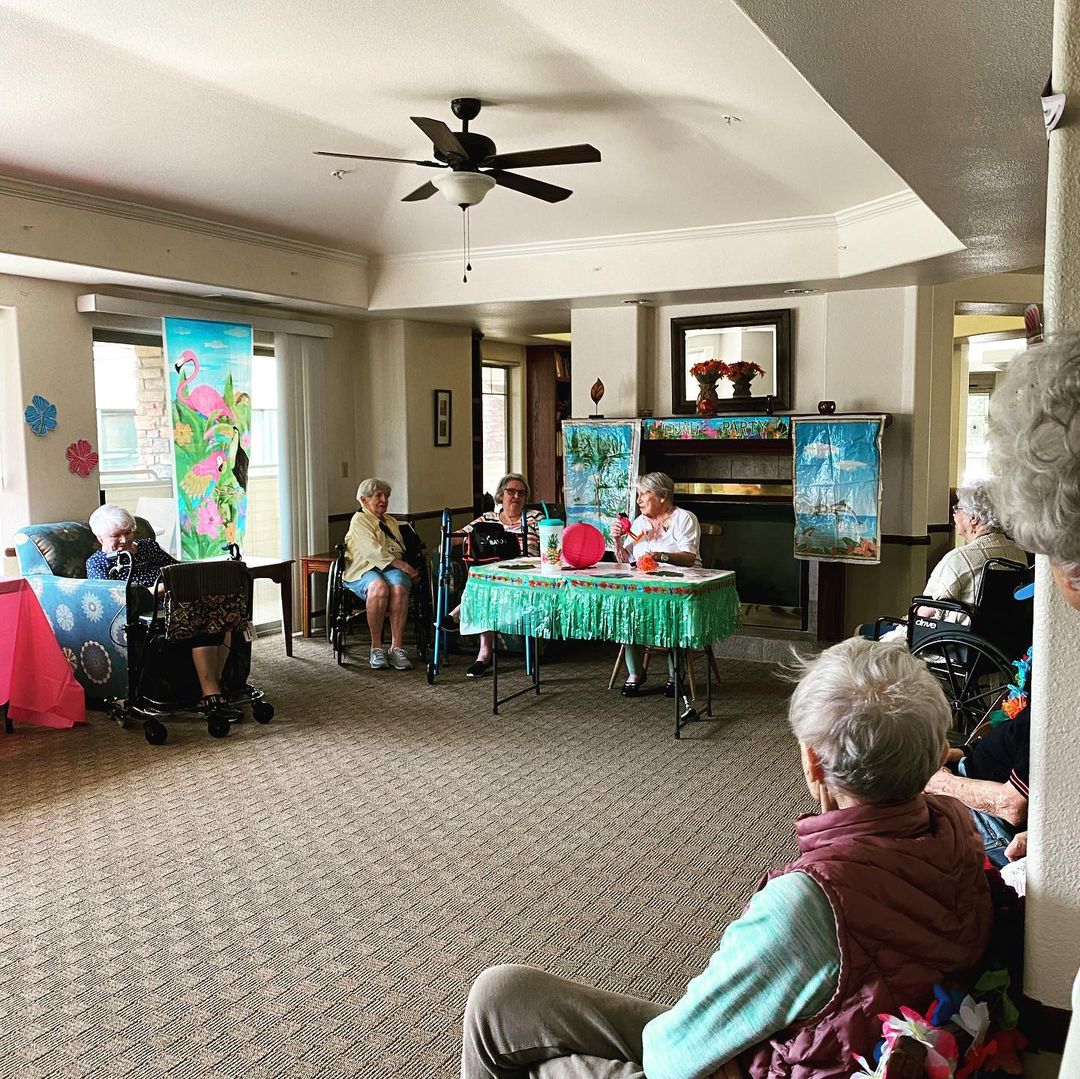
[464,522,522,564]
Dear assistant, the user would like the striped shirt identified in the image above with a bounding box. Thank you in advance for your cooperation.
[642,871,839,1079]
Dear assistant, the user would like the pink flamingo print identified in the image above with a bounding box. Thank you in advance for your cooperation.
[174,350,235,423]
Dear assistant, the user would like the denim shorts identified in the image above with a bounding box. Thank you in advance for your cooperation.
[345,567,413,600]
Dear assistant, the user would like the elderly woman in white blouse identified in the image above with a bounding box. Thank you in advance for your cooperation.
[611,471,701,698]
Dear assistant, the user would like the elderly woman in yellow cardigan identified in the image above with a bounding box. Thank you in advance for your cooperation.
[343,477,419,671]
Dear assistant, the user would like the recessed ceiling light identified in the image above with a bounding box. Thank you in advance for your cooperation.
[622,298,652,306]
[784,288,818,295]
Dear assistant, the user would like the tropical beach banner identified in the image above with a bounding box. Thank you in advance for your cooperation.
[562,419,641,550]
[163,317,253,560]
[792,416,884,564]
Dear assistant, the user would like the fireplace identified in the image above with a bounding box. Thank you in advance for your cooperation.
[679,485,809,631]
[641,436,816,638]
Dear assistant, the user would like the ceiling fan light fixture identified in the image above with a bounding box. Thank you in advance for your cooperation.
[432,170,496,207]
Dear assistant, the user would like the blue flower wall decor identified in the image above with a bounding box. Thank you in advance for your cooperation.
[24,395,58,436]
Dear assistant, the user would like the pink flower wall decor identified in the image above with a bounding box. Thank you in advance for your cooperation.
[65,439,99,478]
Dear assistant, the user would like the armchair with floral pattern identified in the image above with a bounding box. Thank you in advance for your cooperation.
[13,518,155,704]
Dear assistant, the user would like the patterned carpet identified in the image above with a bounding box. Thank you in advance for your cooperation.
[0,637,811,1079]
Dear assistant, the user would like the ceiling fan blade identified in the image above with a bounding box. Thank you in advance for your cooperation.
[485,144,602,169]
[488,170,573,203]
[315,151,443,166]
[402,181,438,202]
[410,116,469,160]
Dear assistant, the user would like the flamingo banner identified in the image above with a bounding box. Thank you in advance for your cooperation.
[164,317,253,560]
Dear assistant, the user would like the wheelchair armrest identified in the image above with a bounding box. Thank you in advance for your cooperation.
[873,615,905,640]
[908,594,974,621]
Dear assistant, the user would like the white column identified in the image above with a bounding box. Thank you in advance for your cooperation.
[1024,0,1080,1010]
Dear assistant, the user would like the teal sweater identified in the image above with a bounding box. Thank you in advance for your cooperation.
[642,871,840,1079]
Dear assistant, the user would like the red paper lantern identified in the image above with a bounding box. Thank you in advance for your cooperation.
[562,522,605,569]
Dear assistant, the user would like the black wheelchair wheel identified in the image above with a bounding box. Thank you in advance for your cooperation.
[143,719,167,745]
[207,715,232,738]
[252,701,274,724]
[910,633,1016,740]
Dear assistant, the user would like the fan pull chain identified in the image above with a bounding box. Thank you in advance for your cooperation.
[466,207,472,274]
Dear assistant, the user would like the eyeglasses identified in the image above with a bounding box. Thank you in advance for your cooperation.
[503,488,527,497]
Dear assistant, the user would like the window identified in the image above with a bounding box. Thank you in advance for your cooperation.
[91,331,282,627]
[482,364,510,497]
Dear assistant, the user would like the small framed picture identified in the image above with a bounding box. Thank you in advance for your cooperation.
[434,389,452,446]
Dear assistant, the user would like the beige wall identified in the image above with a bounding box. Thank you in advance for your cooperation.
[569,305,651,417]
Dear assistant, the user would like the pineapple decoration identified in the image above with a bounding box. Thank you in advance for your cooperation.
[589,378,605,418]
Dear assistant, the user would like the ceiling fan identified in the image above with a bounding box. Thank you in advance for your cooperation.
[315,97,601,208]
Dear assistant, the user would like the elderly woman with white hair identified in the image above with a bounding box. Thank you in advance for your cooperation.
[989,333,1080,610]
[461,639,991,1079]
[86,504,236,715]
[611,471,701,697]
[343,477,419,671]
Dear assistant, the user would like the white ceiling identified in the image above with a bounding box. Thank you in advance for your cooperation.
[0,0,910,258]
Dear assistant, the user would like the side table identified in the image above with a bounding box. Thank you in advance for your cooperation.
[300,552,336,638]
[243,557,295,657]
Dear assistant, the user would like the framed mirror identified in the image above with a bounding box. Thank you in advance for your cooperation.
[670,309,792,415]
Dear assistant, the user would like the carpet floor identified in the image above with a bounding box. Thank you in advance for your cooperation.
[0,637,811,1079]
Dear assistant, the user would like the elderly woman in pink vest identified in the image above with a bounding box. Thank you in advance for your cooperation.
[460,638,991,1079]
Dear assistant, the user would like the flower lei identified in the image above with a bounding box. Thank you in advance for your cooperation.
[989,648,1031,725]
[851,969,1025,1079]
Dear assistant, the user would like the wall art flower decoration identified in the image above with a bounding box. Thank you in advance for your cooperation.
[24,394,58,436]
[65,439,99,477]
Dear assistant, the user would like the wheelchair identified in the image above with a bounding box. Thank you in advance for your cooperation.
[325,522,433,667]
[874,557,1032,741]
[109,552,274,745]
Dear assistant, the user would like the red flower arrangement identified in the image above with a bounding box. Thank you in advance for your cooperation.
[721,360,766,383]
[689,358,726,382]
[65,439,99,478]
[689,359,767,384]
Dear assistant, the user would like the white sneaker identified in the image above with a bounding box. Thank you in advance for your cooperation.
[389,646,413,671]
[369,648,390,670]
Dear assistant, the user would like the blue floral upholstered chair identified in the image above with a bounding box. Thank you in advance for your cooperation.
[13,517,155,705]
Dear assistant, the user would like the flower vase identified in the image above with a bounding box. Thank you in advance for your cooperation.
[731,376,754,399]
[695,380,720,416]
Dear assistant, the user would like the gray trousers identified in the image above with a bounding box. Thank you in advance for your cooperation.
[461,964,668,1079]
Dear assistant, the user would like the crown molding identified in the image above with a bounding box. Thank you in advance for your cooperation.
[0,175,368,268]
[377,190,917,266]
[834,189,922,227]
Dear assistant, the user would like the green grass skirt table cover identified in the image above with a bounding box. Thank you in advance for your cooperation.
[459,561,741,649]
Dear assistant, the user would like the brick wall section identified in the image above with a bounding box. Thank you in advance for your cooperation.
[135,346,173,478]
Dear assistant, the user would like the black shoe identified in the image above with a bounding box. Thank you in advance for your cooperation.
[621,678,646,697]
[663,681,677,698]
[466,660,492,678]
[438,615,460,633]
[198,694,241,720]
[679,703,699,724]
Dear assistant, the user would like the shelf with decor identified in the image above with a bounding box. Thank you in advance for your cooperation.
[525,344,571,504]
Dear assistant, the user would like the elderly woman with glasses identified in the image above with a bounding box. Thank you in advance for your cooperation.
[343,477,419,671]
[454,473,542,678]
[610,471,701,697]
[461,639,991,1079]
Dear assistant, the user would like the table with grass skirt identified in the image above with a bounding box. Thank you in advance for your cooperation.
[460,560,740,735]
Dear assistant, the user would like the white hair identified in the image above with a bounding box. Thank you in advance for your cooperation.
[89,504,135,538]
[357,477,391,501]
[494,473,530,503]
[988,333,1080,567]
[787,638,950,805]
[955,481,1003,531]
[637,471,676,503]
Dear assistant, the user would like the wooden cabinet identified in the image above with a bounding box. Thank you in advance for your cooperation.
[525,345,571,504]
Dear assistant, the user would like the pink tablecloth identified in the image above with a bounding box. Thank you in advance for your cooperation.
[0,577,86,729]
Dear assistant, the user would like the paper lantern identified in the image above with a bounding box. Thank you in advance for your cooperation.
[562,522,605,569]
